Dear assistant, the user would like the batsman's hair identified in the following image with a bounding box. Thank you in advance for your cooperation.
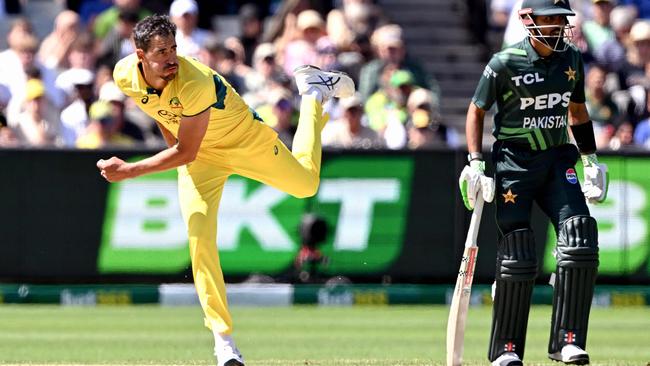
[133,14,176,51]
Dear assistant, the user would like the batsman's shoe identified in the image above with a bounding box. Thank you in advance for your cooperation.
[294,65,355,100]
[492,352,523,366]
[216,345,245,366]
[549,344,590,365]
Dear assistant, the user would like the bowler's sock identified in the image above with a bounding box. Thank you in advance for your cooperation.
[305,88,323,104]
[213,332,237,354]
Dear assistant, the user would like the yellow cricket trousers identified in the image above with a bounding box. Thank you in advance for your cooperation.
[177,97,325,334]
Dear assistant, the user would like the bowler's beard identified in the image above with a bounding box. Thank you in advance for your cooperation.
[162,73,177,81]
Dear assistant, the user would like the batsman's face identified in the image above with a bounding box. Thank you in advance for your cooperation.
[534,15,567,38]
[139,35,179,82]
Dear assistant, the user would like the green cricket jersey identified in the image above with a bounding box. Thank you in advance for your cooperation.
[472,37,585,151]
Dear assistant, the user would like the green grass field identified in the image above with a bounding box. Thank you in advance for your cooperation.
[0,305,648,365]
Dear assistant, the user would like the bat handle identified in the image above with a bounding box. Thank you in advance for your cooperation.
[465,195,484,248]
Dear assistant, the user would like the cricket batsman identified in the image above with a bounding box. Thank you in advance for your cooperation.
[96,15,354,366]
[458,0,608,365]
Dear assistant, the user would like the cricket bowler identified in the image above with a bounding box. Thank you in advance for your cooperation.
[458,0,608,365]
[96,15,354,366]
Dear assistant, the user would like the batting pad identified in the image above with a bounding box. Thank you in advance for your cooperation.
[548,215,599,353]
[489,228,538,361]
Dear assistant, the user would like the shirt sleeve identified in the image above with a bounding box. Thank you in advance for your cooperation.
[180,72,218,117]
[471,55,503,111]
[570,51,586,103]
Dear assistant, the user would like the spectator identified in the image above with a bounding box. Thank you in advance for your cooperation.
[14,79,60,146]
[282,9,325,75]
[633,89,650,146]
[314,37,340,71]
[608,121,635,149]
[359,24,439,102]
[239,3,264,67]
[582,0,616,52]
[0,27,63,125]
[585,63,621,126]
[0,83,19,147]
[169,0,213,59]
[202,40,247,94]
[56,34,98,106]
[76,100,134,148]
[67,33,97,71]
[327,1,384,50]
[617,20,650,89]
[93,0,151,40]
[98,81,145,143]
[405,88,458,149]
[37,10,81,70]
[365,69,414,136]
[59,68,96,146]
[223,37,254,80]
[243,43,287,108]
[0,118,19,147]
[594,5,638,72]
[322,93,382,149]
[96,9,138,69]
[256,88,296,147]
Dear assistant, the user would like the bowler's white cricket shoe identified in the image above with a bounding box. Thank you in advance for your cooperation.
[294,65,355,100]
[216,344,244,366]
[549,344,590,365]
[492,351,523,366]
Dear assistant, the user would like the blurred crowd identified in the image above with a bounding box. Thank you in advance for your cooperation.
[0,0,450,150]
[489,0,650,151]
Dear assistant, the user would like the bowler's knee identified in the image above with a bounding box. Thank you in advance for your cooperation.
[290,176,320,198]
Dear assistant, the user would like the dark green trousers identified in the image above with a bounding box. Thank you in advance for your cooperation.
[492,142,590,236]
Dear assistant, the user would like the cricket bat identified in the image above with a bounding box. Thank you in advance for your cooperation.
[446,195,484,366]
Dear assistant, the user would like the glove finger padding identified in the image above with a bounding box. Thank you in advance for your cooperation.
[582,163,608,204]
[459,165,479,210]
[480,175,496,203]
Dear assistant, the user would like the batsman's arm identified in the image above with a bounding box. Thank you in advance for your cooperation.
[568,102,590,126]
[97,108,209,182]
[465,102,486,156]
[568,101,597,155]
[156,121,178,147]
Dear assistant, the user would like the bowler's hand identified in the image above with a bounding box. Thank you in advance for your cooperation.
[97,157,133,182]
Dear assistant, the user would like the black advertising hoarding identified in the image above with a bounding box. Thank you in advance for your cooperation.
[0,149,648,283]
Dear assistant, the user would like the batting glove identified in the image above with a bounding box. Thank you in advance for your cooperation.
[459,160,495,210]
[581,153,609,204]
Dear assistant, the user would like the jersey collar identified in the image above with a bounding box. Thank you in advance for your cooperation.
[523,36,569,64]
[523,37,541,64]
[132,59,161,96]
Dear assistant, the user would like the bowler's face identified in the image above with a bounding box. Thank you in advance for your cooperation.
[141,35,178,81]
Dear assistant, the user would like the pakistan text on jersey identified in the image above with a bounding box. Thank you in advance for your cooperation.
[523,115,567,129]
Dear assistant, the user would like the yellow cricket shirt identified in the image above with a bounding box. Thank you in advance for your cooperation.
[113,54,257,148]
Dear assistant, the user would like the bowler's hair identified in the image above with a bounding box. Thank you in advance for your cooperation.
[133,15,176,51]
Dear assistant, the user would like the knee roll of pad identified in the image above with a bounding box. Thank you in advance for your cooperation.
[556,215,599,268]
[549,215,599,353]
[489,229,538,361]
